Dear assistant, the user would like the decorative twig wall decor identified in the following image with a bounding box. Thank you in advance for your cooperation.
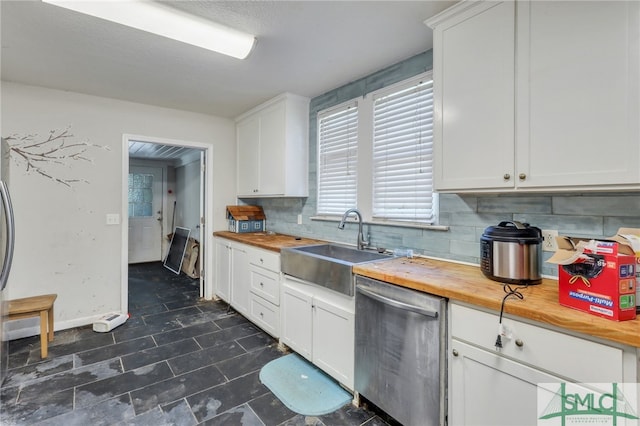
[2,126,110,187]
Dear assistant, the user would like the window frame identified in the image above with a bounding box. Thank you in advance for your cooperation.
[314,71,438,228]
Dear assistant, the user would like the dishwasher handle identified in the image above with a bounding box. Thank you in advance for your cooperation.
[357,286,439,318]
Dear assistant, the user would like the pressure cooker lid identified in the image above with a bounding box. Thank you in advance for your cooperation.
[482,221,541,241]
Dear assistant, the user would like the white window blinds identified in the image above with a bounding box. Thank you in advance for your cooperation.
[372,78,435,223]
[317,103,358,216]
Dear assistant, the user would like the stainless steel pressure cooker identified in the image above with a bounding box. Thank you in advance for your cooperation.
[480,221,542,285]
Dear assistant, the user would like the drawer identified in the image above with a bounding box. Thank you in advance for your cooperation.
[450,303,624,383]
[248,247,280,272]
[250,267,280,305]
[250,294,279,338]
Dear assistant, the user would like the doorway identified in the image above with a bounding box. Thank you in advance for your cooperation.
[121,134,214,313]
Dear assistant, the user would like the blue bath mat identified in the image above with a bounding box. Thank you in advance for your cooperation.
[259,353,351,416]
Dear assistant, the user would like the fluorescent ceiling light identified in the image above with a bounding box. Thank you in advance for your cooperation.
[42,0,256,59]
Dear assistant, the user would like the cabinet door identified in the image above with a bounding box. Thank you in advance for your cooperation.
[281,283,313,360]
[257,102,286,195]
[230,245,250,316]
[449,339,563,426]
[237,115,261,196]
[516,1,640,188]
[431,1,515,191]
[312,297,354,390]
[214,239,231,302]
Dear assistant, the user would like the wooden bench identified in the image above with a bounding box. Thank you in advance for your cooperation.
[8,294,57,359]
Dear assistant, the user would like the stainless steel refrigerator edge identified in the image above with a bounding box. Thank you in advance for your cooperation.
[0,138,16,385]
[355,276,446,426]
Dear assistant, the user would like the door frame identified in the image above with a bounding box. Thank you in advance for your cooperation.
[121,134,215,313]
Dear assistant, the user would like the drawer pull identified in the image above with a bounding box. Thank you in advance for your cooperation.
[518,173,526,180]
[260,258,264,263]
[260,282,264,287]
[515,339,524,347]
[260,312,264,317]
[452,349,459,357]
[503,173,511,180]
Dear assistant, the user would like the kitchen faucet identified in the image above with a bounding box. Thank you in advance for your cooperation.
[338,208,369,250]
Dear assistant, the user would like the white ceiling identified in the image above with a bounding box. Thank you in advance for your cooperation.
[1,0,457,120]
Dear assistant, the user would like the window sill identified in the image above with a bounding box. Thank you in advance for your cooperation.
[310,216,449,231]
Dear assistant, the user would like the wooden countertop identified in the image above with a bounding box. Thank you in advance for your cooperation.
[212,232,640,348]
[353,256,640,348]
[213,231,326,252]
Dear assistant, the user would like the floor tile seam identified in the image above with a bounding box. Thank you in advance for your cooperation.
[130,360,226,399]
[73,387,136,412]
[114,325,183,344]
[122,341,206,373]
[42,335,130,360]
[151,320,221,344]
[132,376,224,419]
[183,387,269,424]
[8,357,125,396]
[235,338,276,354]
[219,399,271,426]
[171,396,199,425]
[72,369,170,412]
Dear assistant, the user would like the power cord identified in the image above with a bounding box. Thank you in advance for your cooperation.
[495,284,526,350]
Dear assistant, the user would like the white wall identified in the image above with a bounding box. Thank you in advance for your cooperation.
[1,82,237,335]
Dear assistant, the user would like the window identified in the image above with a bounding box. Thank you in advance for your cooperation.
[317,102,358,216]
[316,72,437,226]
[372,78,435,222]
[128,173,154,217]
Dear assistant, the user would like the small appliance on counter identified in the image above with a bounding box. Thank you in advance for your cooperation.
[480,220,542,285]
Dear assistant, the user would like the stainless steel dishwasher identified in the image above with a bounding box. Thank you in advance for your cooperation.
[355,276,446,426]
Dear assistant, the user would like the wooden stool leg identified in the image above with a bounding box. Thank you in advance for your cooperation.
[48,306,55,342]
[40,310,48,358]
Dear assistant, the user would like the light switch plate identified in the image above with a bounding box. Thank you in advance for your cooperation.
[106,213,120,225]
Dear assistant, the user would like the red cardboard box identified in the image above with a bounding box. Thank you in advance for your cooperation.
[548,233,638,321]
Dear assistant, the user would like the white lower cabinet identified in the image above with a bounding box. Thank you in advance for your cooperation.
[448,303,637,425]
[214,237,249,312]
[247,247,281,338]
[229,245,250,317]
[214,238,231,302]
[281,276,355,390]
[214,237,281,337]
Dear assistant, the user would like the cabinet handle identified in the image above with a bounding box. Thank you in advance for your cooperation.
[518,173,527,180]
[503,173,511,181]
[515,339,524,347]
[260,282,264,287]
[260,258,264,264]
[452,349,459,357]
[260,312,264,317]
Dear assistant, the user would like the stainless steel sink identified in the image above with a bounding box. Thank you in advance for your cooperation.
[281,244,391,296]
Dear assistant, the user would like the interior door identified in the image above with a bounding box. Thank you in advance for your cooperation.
[128,165,163,263]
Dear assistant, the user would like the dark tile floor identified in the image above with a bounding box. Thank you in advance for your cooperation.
[0,262,391,426]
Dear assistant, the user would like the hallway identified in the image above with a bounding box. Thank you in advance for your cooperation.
[0,263,388,425]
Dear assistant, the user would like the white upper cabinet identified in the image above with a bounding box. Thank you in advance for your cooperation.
[428,1,516,191]
[426,0,640,192]
[516,1,640,189]
[236,93,310,197]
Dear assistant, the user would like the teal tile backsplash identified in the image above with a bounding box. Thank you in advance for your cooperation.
[241,50,640,278]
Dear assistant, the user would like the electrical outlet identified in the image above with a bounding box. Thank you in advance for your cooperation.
[297,214,302,225]
[542,229,558,252]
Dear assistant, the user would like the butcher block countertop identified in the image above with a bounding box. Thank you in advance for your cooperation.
[354,256,640,349]
[213,231,326,252]
[213,231,640,348]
